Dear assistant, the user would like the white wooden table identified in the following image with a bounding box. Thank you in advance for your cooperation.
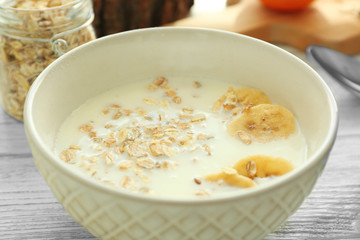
[0,44,360,239]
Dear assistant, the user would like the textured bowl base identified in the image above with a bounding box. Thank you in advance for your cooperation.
[30,141,322,240]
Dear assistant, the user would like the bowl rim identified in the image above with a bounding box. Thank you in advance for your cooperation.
[24,27,339,205]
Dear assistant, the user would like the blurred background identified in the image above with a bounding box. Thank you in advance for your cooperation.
[91,0,360,55]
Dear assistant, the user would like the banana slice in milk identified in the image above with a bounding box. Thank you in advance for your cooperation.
[234,88,272,107]
[233,154,294,178]
[212,87,271,112]
[205,168,256,188]
[204,154,294,188]
[227,104,296,143]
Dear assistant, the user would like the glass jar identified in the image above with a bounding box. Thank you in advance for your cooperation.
[0,0,96,121]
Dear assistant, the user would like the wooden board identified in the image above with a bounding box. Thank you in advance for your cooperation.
[168,0,360,54]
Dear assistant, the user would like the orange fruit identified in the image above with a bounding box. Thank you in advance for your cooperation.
[259,0,315,12]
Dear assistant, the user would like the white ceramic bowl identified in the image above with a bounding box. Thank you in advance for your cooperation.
[24,27,338,240]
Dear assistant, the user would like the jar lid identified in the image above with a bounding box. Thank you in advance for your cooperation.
[0,0,94,41]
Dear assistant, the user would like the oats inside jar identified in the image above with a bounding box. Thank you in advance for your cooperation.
[54,77,307,198]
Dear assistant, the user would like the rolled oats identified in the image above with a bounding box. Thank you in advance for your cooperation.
[160,161,171,169]
[179,114,192,120]
[190,115,206,123]
[79,122,94,132]
[160,100,170,108]
[104,138,117,148]
[120,176,132,188]
[153,76,168,87]
[115,144,126,154]
[87,156,99,164]
[237,130,252,145]
[193,81,202,88]
[69,145,82,150]
[140,175,151,183]
[195,189,210,197]
[104,151,115,166]
[118,160,135,170]
[164,126,179,137]
[127,143,147,158]
[112,111,123,120]
[135,107,147,116]
[196,134,207,140]
[178,135,194,146]
[203,144,212,155]
[59,149,76,162]
[172,96,182,104]
[152,129,165,138]
[149,142,164,157]
[146,84,158,91]
[123,109,133,116]
[177,123,191,130]
[89,132,97,139]
[246,160,257,179]
[143,98,159,105]
[136,157,156,169]
[117,128,129,143]
[162,145,178,157]
[182,107,194,114]
[165,90,177,97]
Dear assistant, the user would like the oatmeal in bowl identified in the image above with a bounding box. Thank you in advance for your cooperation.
[55,76,307,198]
[24,27,338,239]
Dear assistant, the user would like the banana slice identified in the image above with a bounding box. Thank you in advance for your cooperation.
[204,154,294,188]
[233,154,294,178]
[227,104,296,142]
[235,88,271,106]
[212,87,271,112]
[205,171,256,188]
